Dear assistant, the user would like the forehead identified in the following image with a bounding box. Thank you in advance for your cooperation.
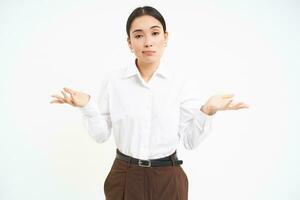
[130,15,162,32]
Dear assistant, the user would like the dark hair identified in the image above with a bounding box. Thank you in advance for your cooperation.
[126,6,167,38]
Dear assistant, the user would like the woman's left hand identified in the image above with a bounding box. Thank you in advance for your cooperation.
[201,94,249,115]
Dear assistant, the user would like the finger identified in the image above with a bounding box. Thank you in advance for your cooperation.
[64,87,77,95]
[61,91,73,104]
[239,103,250,109]
[222,94,235,99]
[225,99,233,108]
[64,87,73,93]
[51,95,65,101]
[229,102,249,110]
[63,88,75,99]
[50,99,65,104]
[244,104,250,108]
[63,90,76,105]
[61,91,71,100]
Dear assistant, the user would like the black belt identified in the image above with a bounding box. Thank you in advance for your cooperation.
[116,149,183,167]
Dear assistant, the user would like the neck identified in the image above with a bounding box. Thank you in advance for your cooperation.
[136,59,160,81]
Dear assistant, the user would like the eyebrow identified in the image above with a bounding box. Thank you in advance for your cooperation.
[132,26,161,34]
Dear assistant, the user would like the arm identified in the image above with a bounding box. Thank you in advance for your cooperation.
[178,79,214,150]
[79,80,112,143]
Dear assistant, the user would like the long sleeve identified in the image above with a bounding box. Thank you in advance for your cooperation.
[178,79,214,150]
[79,79,112,143]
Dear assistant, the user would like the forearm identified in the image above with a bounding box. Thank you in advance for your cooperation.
[180,108,214,150]
[79,96,112,143]
[83,115,112,143]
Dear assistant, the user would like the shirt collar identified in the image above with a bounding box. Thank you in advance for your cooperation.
[122,58,170,79]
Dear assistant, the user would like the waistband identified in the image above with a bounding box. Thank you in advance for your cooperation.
[115,149,183,167]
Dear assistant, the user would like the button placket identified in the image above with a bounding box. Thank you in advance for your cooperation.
[140,88,152,153]
[146,89,153,154]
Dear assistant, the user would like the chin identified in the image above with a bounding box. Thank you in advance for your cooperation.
[139,56,161,63]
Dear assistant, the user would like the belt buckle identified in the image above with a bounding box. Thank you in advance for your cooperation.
[138,159,151,167]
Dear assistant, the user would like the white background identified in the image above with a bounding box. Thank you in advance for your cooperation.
[0,0,299,199]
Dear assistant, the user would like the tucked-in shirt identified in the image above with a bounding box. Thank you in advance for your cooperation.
[79,58,214,160]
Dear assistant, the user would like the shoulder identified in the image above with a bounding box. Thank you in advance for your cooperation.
[108,67,127,79]
[170,67,195,90]
[100,66,127,85]
[94,66,125,98]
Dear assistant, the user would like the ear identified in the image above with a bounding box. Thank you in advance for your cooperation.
[127,37,132,49]
[164,31,169,44]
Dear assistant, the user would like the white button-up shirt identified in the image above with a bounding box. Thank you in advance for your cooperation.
[79,58,214,160]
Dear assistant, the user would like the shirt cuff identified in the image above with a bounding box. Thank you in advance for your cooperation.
[194,108,214,125]
[78,95,99,118]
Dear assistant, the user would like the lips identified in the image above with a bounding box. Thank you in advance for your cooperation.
[142,51,156,55]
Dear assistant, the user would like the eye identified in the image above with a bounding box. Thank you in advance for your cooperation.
[135,35,142,39]
[152,32,160,36]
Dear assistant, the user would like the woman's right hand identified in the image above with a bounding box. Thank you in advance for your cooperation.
[50,87,90,108]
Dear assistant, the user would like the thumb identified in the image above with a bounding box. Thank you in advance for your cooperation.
[64,87,75,99]
[225,99,233,108]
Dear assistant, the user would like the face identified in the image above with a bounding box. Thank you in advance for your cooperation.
[127,15,168,64]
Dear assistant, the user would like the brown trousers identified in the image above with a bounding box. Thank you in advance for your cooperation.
[104,156,189,200]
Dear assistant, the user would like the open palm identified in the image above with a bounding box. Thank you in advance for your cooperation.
[50,87,90,108]
[202,94,249,115]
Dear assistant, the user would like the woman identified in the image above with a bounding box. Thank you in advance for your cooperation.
[50,6,249,200]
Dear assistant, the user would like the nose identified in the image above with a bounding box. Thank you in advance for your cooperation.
[144,36,153,48]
